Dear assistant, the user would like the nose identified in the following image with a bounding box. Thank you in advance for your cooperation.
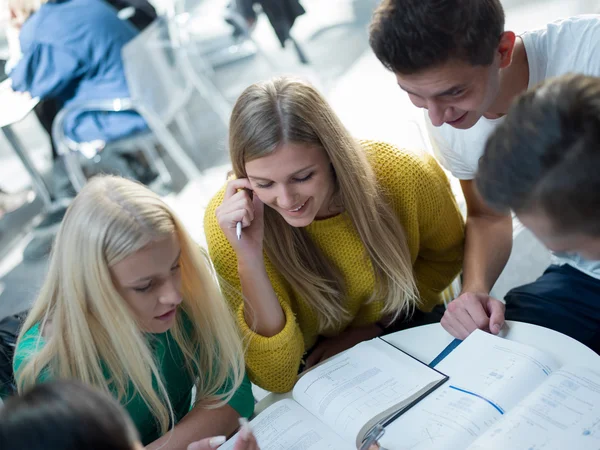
[158,279,182,306]
[277,185,297,210]
[427,101,447,127]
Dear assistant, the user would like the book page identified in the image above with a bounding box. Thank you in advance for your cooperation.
[380,330,561,449]
[467,366,600,449]
[292,339,446,445]
[436,329,559,412]
[379,384,504,449]
[219,399,353,450]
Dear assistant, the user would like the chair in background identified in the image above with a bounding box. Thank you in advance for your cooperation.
[52,16,205,193]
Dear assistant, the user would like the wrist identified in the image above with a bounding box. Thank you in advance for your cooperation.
[237,254,265,272]
[460,283,491,296]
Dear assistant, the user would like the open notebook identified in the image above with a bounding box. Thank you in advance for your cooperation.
[221,338,448,449]
[380,329,600,449]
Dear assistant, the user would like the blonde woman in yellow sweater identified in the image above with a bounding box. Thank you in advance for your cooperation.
[204,77,465,393]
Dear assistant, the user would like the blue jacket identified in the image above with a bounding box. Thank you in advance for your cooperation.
[10,0,148,143]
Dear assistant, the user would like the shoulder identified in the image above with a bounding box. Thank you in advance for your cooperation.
[523,15,600,73]
[360,139,443,185]
[540,15,600,40]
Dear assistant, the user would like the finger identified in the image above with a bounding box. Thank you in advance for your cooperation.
[486,298,506,334]
[441,307,472,340]
[219,209,253,230]
[440,313,463,339]
[369,444,380,450]
[233,430,257,450]
[224,178,253,199]
[187,436,227,450]
[462,297,491,331]
[218,195,255,225]
[305,345,327,369]
[452,306,481,336]
[246,433,259,450]
[229,194,255,223]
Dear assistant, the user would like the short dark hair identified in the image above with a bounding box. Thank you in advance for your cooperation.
[477,73,600,236]
[369,0,505,74]
[0,380,139,450]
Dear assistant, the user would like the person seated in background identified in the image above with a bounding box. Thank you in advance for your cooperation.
[204,76,465,393]
[12,175,255,449]
[5,0,152,190]
[369,0,600,346]
[476,74,600,352]
[0,380,259,450]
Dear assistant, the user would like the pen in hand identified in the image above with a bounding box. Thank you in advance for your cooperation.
[236,221,242,240]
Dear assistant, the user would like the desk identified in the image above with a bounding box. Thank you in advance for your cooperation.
[383,320,600,371]
[255,321,600,415]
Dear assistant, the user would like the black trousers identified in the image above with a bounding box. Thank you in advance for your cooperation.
[505,264,600,354]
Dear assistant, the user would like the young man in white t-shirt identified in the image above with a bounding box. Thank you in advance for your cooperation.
[476,74,600,352]
[369,0,600,350]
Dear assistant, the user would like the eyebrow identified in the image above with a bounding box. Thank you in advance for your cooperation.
[398,83,466,98]
[248,164,316,182]
[128,250,181,285]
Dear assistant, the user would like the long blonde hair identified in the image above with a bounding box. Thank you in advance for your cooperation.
[229,77,419,331]
[15,176,245,435]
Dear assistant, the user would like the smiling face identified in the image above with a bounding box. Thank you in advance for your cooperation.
[396,58,502,129]
[110,234,183,334]
[245,142,339,227]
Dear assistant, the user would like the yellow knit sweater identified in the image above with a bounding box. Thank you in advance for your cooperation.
[204,140,464,393]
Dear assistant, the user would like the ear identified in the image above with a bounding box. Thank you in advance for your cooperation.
[497,31,517,69]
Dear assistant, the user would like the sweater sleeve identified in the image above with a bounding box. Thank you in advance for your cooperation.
[203,186,305,393]
[366,141,465,311]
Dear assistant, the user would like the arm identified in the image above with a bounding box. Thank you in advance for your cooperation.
[440,180,510,339]
[411,155,465,309]
[9,42,83,99]
[214,179,284,336]
[204,184,305,393]
[146,371,255,449]
[459,179,512,295]
[145,404,240,450]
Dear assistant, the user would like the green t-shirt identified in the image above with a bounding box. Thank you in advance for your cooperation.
[13,319,254,445]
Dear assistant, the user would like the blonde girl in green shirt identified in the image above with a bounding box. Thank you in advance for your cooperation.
[13,175,255,449]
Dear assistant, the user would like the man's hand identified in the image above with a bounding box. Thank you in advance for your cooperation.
[441,292,505,339]
[304,324,383,369]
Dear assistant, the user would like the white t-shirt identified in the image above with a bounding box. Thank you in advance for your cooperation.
[426,15,600,280]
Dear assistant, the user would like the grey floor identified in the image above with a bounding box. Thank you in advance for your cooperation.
[0,0,596,320]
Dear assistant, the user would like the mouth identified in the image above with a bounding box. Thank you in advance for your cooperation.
[446,112,468,126]
[156,308,176,321]
[284,199,309,215]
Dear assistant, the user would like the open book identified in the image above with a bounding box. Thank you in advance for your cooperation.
[221,338,448,449]
[380,329,600,449]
